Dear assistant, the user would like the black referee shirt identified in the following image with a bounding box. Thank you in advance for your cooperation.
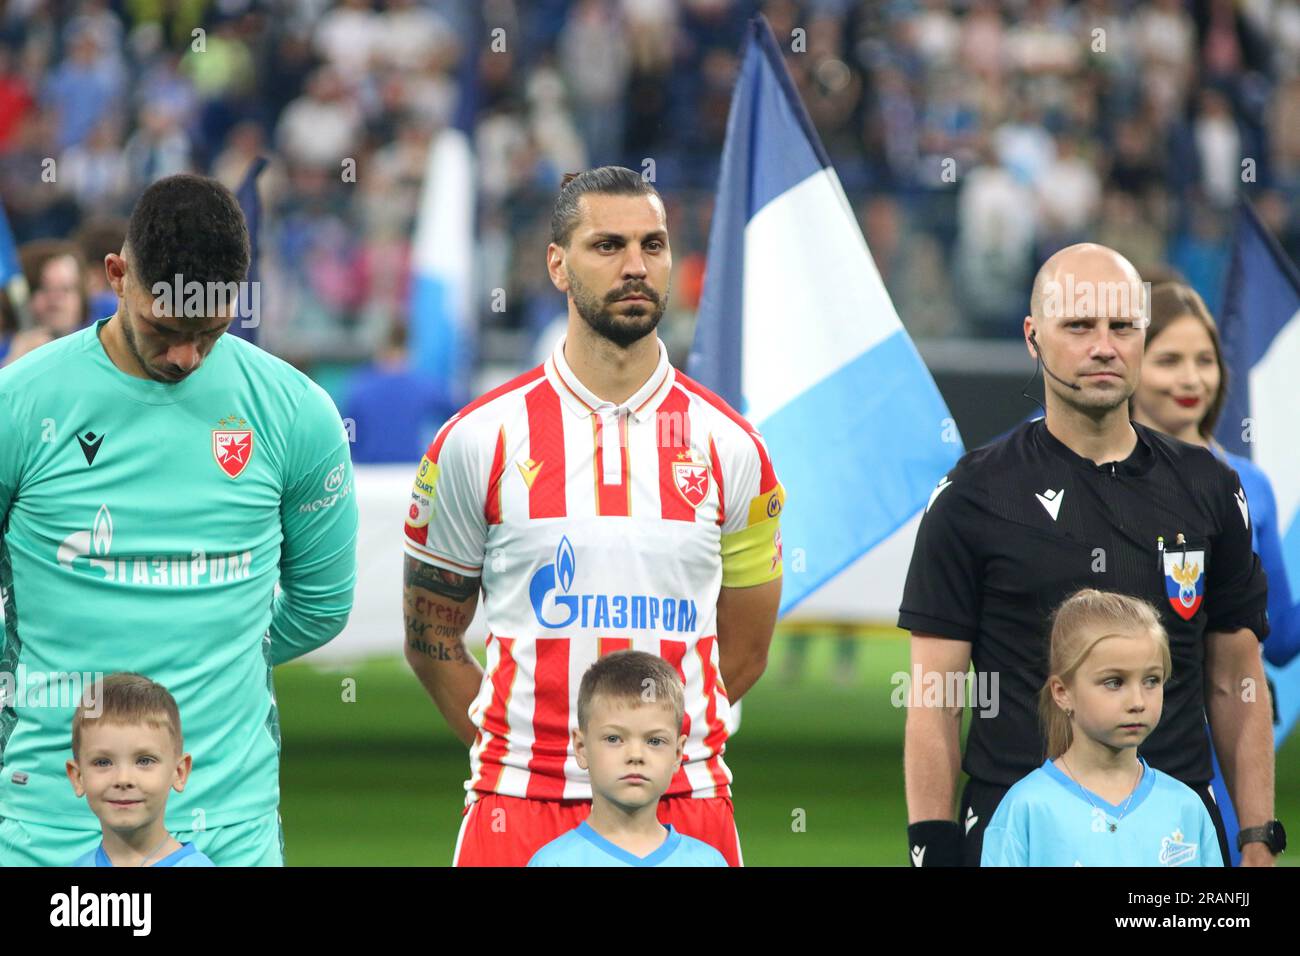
[898,419,1269,789]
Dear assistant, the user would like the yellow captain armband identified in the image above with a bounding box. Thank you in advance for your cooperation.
[721,484,785,587]
[407,454,440,529]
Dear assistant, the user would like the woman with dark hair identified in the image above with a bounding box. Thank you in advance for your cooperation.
[1132,279,1300,863]
[1131,281,1298,669]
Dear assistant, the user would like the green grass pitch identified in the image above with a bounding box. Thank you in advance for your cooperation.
[275,631,1299,866]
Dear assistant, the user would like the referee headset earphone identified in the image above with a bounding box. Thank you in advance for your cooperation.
[1021,328,1082,414]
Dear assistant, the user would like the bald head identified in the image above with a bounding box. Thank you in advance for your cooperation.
[1022,243,1148,419]
[1029,243,1147,327]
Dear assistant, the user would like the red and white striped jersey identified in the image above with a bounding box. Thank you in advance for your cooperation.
[403,336,785,805]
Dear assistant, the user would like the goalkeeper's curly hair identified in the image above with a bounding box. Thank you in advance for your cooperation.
[125,174,250,304]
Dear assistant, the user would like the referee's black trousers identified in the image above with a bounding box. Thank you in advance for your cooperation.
[958,776,1232,867]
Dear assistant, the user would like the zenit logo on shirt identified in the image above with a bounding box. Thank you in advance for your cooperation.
[1158,828,1198,866]
[56,504,252,586]
[1163,549,1205,620]
[527,536,698,632]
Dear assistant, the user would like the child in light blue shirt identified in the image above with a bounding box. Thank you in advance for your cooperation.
[983,589,1223,867]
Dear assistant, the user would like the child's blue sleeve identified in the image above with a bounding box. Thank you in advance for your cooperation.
[980,797,1029,867]
[527,845,558,867]
[1198,806,1225,867]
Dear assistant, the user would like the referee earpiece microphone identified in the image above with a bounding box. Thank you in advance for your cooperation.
[1029,330,1081,392]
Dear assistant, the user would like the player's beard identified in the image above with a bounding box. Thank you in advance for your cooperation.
[567,267,667,349]
[121,308,183,383]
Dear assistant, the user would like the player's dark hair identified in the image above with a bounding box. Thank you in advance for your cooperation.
[1132,281,1228,441]
[550,166,662,248]
[71,672,183,760]
[1040,590,1171,759]
[576,650,685,733]
[124,174,250,311]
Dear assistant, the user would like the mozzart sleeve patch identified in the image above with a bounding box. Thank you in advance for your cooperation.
[721,483,785,588]
[403,420,489,575]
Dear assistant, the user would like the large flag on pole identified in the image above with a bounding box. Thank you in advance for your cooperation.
[689,16,962,616]
[1217,197,1300,597]
[408,8,481,406]
[1215,197,1300,750]
[231,156,267,344]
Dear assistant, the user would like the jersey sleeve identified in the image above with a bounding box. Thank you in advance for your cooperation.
[717,426,784,589]
[979,793,1029,867]
[402,417,489,577]
[1205,466,1270,641]
[269,380,359,665]
[0,392,25,527]
[897,471,982,642]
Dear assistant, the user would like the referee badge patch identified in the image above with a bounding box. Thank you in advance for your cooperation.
[1163,549,1205,621]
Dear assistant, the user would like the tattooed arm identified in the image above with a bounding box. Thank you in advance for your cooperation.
[403,554,484,747]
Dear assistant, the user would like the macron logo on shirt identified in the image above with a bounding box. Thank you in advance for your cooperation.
[926,478,951,514]
[1035,488,1064,522]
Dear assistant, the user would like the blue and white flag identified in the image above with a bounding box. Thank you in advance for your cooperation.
[1216,197,1300,748]
[408,8,481,406]
[1218,197,1300,595]
[409,129,475,406]
[689,17,962,615]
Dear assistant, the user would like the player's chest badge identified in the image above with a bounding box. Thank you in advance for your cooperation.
[672,451,710,509]
[213,415,254,479]
[1163,549,1205,621]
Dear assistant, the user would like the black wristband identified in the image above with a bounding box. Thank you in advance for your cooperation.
[908,820,964,867]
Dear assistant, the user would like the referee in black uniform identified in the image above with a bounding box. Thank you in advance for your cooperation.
[900,244,1281,867]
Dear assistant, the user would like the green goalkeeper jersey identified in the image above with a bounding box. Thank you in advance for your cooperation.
[0,318,358,829]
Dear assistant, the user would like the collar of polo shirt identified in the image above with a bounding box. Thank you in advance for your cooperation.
[546,334,676,423]
[1035,419,1158,477]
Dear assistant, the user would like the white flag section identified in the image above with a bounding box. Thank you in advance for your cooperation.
[409,126,475,403]
[689,17,961,618]
[1248,314,1300,597]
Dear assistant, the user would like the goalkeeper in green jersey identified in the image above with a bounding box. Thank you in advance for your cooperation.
[0,174,358,865]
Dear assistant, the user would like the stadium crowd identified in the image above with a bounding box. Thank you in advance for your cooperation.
[2,0,1299,456]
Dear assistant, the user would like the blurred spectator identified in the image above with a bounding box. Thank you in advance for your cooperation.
[343,322,456,464]
[72,216,127,321]
[275,67,364,170]
[0,45,35,151]
[124,102,194,188]
[40,23,124,151]
[1035,133,1101,255]
[560,0,630,164]
[314,0,382,86]
[954,142,1035,337]
[1194,87,1242,209]
[3,238,89,366]
[59,117,130,212]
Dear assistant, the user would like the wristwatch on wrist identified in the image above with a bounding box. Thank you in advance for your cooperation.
[1236,820,1286,855]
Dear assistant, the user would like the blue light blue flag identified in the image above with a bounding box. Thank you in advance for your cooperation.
[1214,197,1300,753]
[688,16,963,616]
[407,9,481,406]
[231,156,267,344]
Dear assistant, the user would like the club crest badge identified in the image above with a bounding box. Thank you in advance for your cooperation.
[1158,828,1198,866]
[673,451,710,509]
[1163,549,1205,621]
[213,415,254,478]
